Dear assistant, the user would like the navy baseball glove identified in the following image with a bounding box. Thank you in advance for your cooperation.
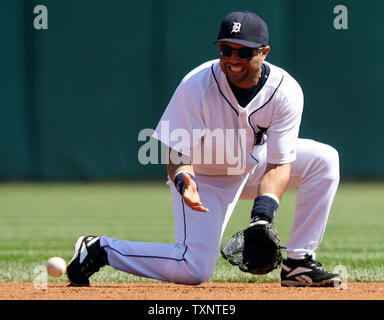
[221,219,283,275]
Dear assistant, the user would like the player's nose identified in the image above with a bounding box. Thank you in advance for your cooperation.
[228,51,242,63]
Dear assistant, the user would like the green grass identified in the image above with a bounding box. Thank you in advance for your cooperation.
[0,181,383,283]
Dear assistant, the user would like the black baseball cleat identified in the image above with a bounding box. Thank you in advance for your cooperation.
[66,236,108,286]
[281,254,342,287]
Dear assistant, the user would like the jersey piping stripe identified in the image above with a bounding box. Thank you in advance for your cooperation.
[101,196,188,262]
[248,73,284,138]
[211,64,239,116]
[250,153,259,163]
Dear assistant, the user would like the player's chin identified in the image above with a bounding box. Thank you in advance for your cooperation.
[227,73,247,85]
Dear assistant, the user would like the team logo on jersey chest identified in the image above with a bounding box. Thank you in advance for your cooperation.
[231,22,241,33]
[255,125,268,145]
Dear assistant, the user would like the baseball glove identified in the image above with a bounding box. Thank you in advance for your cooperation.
[221,220,283,275]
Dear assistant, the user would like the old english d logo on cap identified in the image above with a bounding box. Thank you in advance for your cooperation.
[231,22,241,33]
[213,11,269,48]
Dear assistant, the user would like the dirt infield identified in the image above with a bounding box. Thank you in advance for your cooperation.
[0,282,383,300]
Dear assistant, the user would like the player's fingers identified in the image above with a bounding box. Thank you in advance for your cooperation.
[189,204,209,213]
[198,206,209,212]
[183,197,209,212]
[188,200,209,212]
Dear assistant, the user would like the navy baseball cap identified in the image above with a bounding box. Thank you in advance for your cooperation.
[213,11,269,48]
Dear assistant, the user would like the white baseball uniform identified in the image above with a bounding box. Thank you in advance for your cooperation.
[100,59,339,284]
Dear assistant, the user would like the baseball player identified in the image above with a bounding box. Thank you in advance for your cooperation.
[67,11,341,287]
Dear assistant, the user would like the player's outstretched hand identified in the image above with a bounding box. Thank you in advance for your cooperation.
[182,172,209,213]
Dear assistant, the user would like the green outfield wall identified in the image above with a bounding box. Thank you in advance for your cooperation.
[1,0,383,180]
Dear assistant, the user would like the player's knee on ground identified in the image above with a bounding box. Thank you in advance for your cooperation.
[169,265,213,285]
[178,269,212,285]
[168,252,216,285]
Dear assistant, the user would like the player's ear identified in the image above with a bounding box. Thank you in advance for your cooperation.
[261,46,270,59]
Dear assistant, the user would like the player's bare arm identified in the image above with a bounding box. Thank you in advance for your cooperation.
[167,148,209,213]
[246,162,291,224]
[259,163,291,200]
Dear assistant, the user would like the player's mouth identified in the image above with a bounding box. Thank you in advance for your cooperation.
[227,64,246,74]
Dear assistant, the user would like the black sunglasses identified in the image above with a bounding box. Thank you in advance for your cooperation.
[219,45,264,59]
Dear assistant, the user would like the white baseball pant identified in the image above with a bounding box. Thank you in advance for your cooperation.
[100,138,339,284]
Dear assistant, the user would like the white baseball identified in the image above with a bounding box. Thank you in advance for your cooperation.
[46,257,67,278]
